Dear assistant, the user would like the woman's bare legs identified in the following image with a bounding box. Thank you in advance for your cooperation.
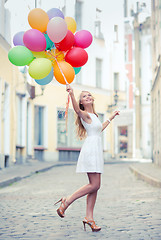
[86,173,101,220]
[64,173,101,211]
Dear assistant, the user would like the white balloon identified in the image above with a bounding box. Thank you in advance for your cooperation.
[47,17,67,43]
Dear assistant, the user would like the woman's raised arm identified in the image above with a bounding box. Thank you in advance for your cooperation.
[66,84,81,115]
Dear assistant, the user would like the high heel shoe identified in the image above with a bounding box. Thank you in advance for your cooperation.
[83,217,101,232]
[54,197,68,218]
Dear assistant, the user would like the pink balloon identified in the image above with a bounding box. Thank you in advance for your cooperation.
[74,30,93,49]
[47,17,67,43]
[23,29,46,52]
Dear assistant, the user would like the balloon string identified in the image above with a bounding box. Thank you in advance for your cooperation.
[54,58,70,136]
[46,50,70,135]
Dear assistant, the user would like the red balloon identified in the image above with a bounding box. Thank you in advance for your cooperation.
[55,30,75,51]
[65,47,88,67]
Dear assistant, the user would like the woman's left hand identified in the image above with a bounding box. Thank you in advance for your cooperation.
[112,110,120,119]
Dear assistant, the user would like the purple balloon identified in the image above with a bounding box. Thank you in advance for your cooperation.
[47,8,64,20]
[23,29,46,52]
[13,31,25,46]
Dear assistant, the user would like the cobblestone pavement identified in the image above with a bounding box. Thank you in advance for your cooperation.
[0,163,161,240]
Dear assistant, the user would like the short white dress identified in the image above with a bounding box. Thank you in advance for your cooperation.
[76,112,104,174]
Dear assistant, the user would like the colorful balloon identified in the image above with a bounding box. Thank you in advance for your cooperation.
[31,51,47,58]
[45,49,64,65]
[47,8,64,20]
[35,67,53,85]
[55,30,74,51]
[28,8,49,32]
[23,29,46,52]
[28,58,52,79]
[65,17,77,33]
[8,46,34,66]
[47,17,67,43]
[54,61,75,84]
[44,33,54,50]
[65,47,88,67]
[73,67,81,75]
[13,31,25,46]
[74,30,93,48]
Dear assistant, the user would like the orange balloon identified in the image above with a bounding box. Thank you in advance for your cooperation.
[65,17,77,33]
[54,61,75,84]
[28,8,49,32]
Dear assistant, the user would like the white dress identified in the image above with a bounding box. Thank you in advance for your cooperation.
[76,112,104,174]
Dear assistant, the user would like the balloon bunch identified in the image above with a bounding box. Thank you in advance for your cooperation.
[8,8,93,86]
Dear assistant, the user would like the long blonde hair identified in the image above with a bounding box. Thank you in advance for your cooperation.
[75,91,98,140]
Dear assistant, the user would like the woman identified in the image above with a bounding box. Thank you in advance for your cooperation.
[55,84,120,232]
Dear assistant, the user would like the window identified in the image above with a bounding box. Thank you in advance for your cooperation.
[57,110,67,147]
[114,72,119,91]
[34,106,44,146]
[57,110,104,148]
[139,40,141,51]
[95,21,104,39]
[16,93,26,146]
[62,5,66,16]
[16,95,23,145]
[124,0,127,17]
[124,41,128,62]
[118,126,128,153]
[57,109,82,148]
[75,0,83,30]
[114,25,118,42]
[96,58,102,88]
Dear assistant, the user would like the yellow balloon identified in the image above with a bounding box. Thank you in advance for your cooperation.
[65,17,77,34]
[28,58,52,79]
[31,51,47,58]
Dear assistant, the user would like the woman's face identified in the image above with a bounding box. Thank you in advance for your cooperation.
[80,91,94,107]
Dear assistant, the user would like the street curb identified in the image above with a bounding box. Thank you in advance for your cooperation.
[129,165,161,188]
[0,162,76,189]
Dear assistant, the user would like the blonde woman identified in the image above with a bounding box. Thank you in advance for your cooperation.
[55,84,120,232]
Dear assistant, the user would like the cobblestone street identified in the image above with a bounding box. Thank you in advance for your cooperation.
[0,162,161,240]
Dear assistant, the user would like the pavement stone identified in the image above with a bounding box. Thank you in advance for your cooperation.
[0,159,76,188]
[0,163,161,239]
[1,158,160,190]
[129,162,161,188]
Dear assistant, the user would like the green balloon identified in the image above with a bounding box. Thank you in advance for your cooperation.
[28,58,52,80]
[8,46,34,66]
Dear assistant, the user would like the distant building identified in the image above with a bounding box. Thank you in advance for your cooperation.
[151,0,161,166]
[122,0,152,159]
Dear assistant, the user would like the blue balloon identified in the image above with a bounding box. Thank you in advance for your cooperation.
[51,43,55,49]
[35,67,53,85]
[73,67,81,75]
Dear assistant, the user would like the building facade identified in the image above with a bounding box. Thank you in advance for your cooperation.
[123,0,152,159]
[0,0,127,168]
[151,0,161,165]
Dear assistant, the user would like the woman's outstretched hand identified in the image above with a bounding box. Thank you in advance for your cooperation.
[66,84,73,95]
[111,110,120,119]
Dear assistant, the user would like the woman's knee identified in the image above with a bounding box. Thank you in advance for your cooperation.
[91,182,101,192]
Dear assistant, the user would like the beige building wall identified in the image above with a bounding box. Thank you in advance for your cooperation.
[0,34,28,168]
